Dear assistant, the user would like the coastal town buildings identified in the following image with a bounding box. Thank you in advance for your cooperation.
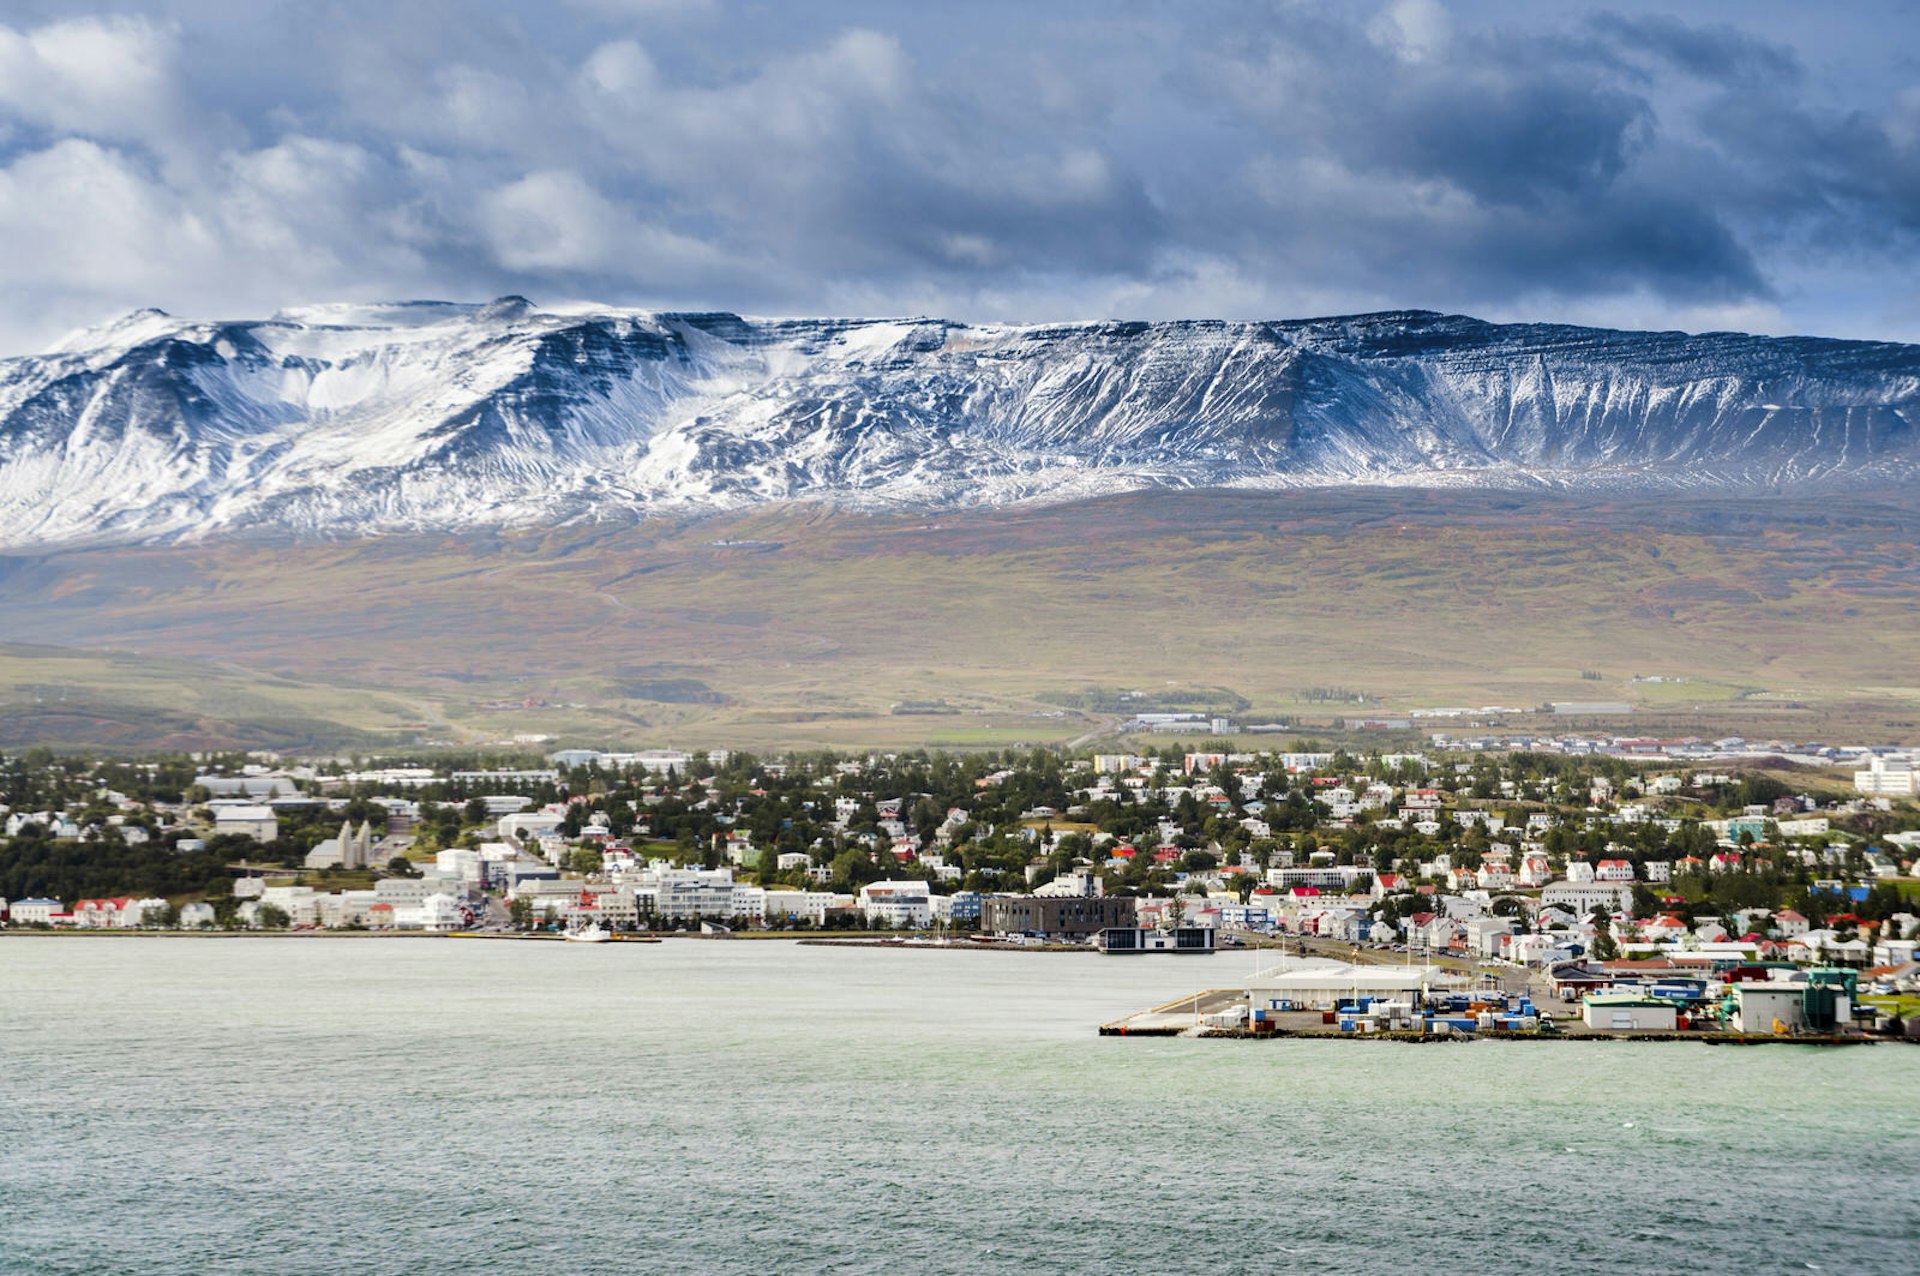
[1,735,1914,1023]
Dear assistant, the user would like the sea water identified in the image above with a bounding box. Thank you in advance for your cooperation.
[2,937,1916,1274]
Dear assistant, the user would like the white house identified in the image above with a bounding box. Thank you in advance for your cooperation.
[72,897,150,928]
[210,803,279,842]
[1507,933,1560,966]
[1465,916,1514,957]
[8,897,63,925]
[1034,868,1103,898]
[857,880,932,927]
[1540,881,1633,916]
[1475,861,1515,890]
[497,811,567,845]
[762,890,848,925]
[125,897,169,927]
[395,893,464,931]
[1641,914,1688,942]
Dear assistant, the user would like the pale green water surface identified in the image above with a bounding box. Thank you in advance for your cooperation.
[2,937,1916,1274]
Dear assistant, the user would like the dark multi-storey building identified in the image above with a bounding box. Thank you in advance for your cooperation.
[982,895,1136,941]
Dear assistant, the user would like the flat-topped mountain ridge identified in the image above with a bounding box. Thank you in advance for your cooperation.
[2,300,1916,546]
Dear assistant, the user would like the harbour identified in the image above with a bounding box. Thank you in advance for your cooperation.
[1100,955,1920,1043]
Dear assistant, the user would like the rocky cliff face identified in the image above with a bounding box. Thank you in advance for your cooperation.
[2,300,1915,546]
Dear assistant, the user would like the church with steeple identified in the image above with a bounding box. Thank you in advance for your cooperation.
[304,820,378,870]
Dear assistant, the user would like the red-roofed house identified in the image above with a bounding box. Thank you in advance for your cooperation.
[1642,914,1688,941]
[72,897,133,928]
[1476,861,1516,890]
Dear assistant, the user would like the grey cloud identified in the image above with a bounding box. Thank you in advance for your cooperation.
[1588,12,1803,86]
[0,1,1917,353]
[1192,7,1769,308]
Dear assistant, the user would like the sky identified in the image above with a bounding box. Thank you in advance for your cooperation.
[3,0,1920,354]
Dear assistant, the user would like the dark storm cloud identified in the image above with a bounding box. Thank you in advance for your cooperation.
[0,0,1917,352]
[1186,5,1773,308]
[1588,11,1803,85]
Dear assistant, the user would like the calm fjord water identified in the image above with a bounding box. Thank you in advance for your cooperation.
[3,938,1916,1275]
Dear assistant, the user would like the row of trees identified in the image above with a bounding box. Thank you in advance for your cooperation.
[0,823,234,902]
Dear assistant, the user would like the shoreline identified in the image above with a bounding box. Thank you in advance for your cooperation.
[797,937,1091,953]
[0,928,958,941]
[1099,1025,1916,1045]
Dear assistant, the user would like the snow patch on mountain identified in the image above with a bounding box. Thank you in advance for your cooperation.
[2,301,1918,547]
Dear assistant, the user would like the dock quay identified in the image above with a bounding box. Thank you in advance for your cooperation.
[1102,988,1915,1043]
[1101,988,1245,1035]
[1100,956,1919,1042]
[797,937,1089,953]
[446,931,661,942]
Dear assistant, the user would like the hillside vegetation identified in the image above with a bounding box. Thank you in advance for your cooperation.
[0,488,1915,750]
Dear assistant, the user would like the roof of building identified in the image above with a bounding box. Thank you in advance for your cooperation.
[213,805,277,821]
[1584,992,1675,1008]
[1247,963,1462,993]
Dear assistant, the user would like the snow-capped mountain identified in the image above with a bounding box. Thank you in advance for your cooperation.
[3,299,1918,547]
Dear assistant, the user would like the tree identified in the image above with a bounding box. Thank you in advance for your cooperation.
[256,903,291,930]
[1589,907,1619,961]
[508,896,534,931]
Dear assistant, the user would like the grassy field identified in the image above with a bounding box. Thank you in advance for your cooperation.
[0,642,425,751]
[1,487,1917,751]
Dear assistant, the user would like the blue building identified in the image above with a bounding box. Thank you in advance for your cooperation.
[942,890,983,923]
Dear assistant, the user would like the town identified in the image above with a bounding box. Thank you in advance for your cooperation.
[3,736,1918,1039]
